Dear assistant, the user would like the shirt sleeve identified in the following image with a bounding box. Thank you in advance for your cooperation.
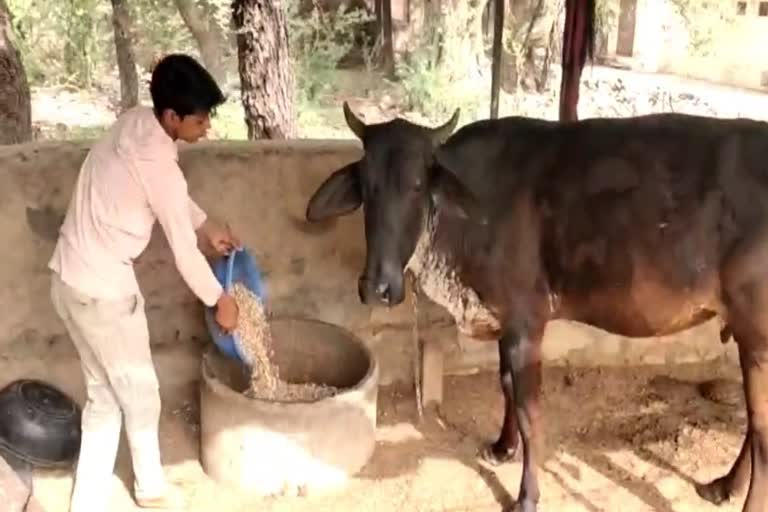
[139,161,223,307]
[189,197,207,230]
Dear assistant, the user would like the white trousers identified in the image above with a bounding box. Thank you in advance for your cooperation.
[50,273,168,512]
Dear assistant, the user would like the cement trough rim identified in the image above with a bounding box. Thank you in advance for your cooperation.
[201,315,379,407]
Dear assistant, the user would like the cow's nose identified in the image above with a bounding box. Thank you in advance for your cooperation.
[375,282,391,304]
[358,274,395,306]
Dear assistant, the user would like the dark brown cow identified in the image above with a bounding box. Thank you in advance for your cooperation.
[305,102,768,512]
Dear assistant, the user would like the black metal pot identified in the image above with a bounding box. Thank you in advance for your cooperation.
[0,379,81,468]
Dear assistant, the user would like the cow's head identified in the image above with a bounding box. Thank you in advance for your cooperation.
[305,102,478,307]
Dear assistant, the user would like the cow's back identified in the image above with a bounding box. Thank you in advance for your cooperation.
[434,113,768,337]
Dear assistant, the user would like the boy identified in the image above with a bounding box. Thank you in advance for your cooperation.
[48,54,239,510]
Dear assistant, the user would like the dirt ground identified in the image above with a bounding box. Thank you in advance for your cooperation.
[23,352,748,512]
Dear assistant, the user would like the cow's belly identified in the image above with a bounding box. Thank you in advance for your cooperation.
[561,282,724,338]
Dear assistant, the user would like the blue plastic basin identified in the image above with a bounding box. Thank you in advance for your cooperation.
[203,247,267,368]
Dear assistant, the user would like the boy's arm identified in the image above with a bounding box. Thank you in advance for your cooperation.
[141,163,223,307]
[189,197,208,230]
[189,197,214,255]
[189,198,238,257]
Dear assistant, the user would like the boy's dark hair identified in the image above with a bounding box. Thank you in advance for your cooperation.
[150,54,226,119]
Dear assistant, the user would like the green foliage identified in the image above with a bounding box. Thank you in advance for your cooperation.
[395,0,486,123]
[129,0,197,67]
[668,0,736,57]
[7,0,204,89]
[209,97,248,139]
[285,0,374,102]
[396,47,476,122]
[594,0,619,55]
[8,0,113,87]
[202,0,234,35]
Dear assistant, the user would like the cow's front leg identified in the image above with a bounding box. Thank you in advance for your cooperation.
[502,325,544,512]
[482,337,521,465]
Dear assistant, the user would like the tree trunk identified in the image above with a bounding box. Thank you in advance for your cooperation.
[494,0,560,93]
[110,0,139,113]
[379,0,395,77]
[0,0,31,144]
[423,0,444,68]
[232,0,296,139]
[175,0,229,84]
[431,0,486,81]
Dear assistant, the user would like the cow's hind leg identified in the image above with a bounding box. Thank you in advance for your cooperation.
[726,341,768,512]
[696,357,751,504]
[481,337,522,465]
[699,232,768,511]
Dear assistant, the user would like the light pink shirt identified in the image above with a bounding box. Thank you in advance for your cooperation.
[48,105,223,307]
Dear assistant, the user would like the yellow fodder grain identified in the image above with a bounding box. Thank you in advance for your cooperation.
[231,283,338,401]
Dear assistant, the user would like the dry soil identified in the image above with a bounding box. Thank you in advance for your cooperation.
[22,353,749,512]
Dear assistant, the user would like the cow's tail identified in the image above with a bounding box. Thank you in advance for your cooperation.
[559,0,597,122]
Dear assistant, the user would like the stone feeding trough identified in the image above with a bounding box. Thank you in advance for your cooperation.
[199,316,380,497]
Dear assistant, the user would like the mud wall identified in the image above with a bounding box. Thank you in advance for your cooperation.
[0,140,737,385]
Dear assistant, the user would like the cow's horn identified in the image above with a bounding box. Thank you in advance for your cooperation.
[430,108,460,145]
[343,101,366,139]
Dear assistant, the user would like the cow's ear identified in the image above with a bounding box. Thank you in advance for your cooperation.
[305,162,362,222]
[430,166,486,224]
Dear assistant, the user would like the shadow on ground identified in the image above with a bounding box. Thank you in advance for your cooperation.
[19,349,746,512]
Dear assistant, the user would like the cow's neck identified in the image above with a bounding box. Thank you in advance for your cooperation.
[405,211,502,340]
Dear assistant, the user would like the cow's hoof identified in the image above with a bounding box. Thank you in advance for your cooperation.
[695,478,730,505]
[480,441,519,466]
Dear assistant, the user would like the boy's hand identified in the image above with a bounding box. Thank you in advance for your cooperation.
[200,220,241,257]
[216,292,238,333]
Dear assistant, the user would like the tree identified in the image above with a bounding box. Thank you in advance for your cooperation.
[232,0,296,139]
[0,0,31,144]
[481,0,562,93]
[63,0,99,88]
[110,0,139,113]
[175,0,231,84]
[375,0,394,77]
[513,0,562,93]
[423,0,489,82]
